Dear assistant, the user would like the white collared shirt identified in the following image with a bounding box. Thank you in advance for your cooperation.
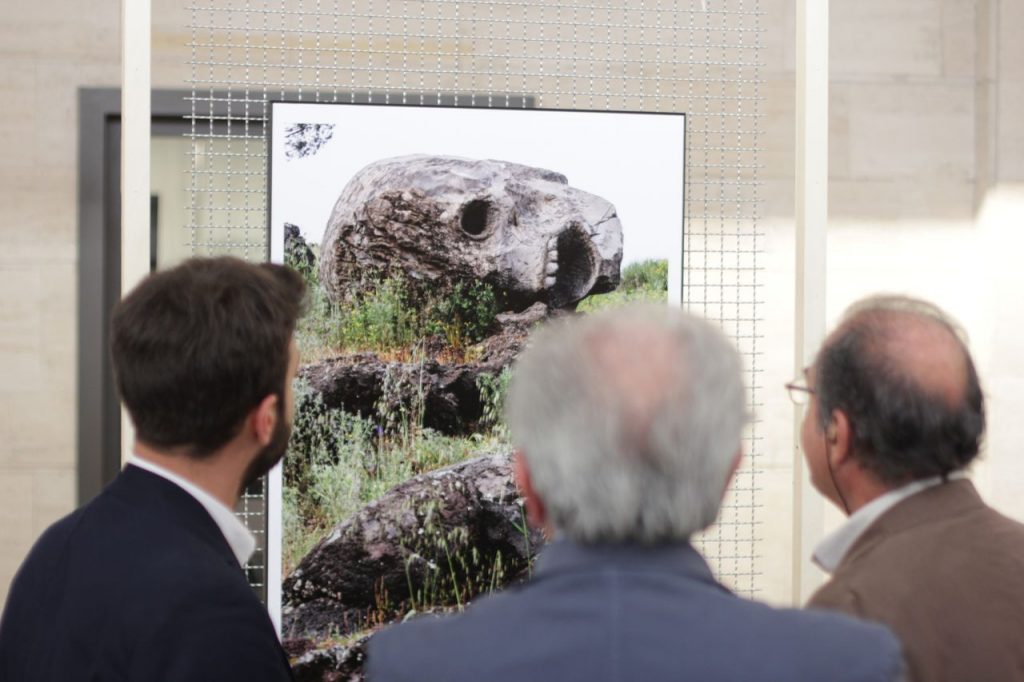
[812,472,965,574]
[129,456,257,567]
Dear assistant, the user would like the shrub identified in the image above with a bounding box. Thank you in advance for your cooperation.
[294,267,499,361]
[332,278,422,352]
[577,258,669,312]
[621,258,668,292]
[425,280,498,348]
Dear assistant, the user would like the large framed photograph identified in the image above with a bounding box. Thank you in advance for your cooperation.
[267,101,685,646]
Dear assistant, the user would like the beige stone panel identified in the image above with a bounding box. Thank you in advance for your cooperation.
[39,262,77,359]
[0,265,42,358]
[850,109,973,181]
[3,392,75,469]
[996,83,1024,182]
[759,78,795,182]
[977,377,1024,524]
[828,87,851,180]
[842,82,974,182]
[761,0,795,75]
[0,3,119,63]
[987,303,1024,381]
[32,468,75,537]
[941,0,977,79]
[761,179,794,222]
[749,463,795,606]
[825,221,984,338]
[830,178,974,220]
[972,185,1024,524]
[0,61,39,171]
[33,60,121,170]
[0,187,78,262]
[756,219,798,470]
[831,0,943,79]
[997,0,1024,81]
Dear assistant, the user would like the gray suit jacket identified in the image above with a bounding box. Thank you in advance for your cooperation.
[809,479,1024,682]
[368,539,903,682]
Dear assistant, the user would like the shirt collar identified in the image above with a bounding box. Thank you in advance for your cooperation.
[812,472,964,573]
[128,456,257,567]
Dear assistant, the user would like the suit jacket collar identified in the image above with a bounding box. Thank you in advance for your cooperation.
[535,538,726,592]
[108,464,243,570]
[839,477,985,571]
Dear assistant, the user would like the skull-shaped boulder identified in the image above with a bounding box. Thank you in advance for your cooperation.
[317,155,623,310]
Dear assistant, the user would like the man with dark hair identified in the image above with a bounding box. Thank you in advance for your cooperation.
[368,304,903,682]
[0,257,304,681]
[794,294,1024,681]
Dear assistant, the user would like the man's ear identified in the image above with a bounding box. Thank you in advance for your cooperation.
[251,394,280,446]
[512,450,548,533]
[827,409,853,468]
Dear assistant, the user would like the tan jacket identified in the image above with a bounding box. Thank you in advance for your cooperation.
[808,479,1024,682]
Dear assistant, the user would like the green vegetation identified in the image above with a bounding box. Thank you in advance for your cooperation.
[283,380,510,574]
[424,281,498,350]
[292,266,497,365]
[281,244,665,627]
[400,508,514,615]
[577,258,669,312]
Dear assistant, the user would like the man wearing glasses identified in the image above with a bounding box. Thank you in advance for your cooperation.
[791,295,1024,682]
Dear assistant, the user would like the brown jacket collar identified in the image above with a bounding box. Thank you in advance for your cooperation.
[840,477,984,571]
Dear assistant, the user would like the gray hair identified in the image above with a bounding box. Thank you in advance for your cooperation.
[505,304,747,544]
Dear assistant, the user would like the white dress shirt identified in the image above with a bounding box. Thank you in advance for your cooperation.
[128,456,257,567]
[812,472,965,574]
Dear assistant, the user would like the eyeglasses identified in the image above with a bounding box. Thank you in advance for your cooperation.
[785,374,816,405]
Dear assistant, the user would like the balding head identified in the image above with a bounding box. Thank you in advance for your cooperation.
[814,295,985,485]
[505,304,747,544]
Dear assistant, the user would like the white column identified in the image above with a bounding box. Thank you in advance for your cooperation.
[793,0,829,605]
[121,0,152,464]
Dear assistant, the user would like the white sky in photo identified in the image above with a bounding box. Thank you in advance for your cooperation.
[269,103,685,299]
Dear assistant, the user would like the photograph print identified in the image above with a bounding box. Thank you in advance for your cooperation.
[268,101,685,659]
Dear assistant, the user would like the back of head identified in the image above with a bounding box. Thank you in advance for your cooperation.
[815,294,985,484]
[505,304,747,544]
[110,257,306,457]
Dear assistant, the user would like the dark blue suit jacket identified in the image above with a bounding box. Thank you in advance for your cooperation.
[367,540,904,682]
[0,465,293,682]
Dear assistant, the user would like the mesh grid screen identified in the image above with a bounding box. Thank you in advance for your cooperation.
[185,0,764,599]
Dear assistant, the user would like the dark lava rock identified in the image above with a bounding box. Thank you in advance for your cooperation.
[298,302,549,437]
[282,452,543,639]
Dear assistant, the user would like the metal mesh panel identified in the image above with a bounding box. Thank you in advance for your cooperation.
[186,0,764,597]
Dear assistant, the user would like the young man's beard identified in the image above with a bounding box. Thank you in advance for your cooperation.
[240,406,291,493]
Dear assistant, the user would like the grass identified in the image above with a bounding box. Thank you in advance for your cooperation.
[290,245,497,364]
[577,258,669,312]
[283,380,508,574]
[282,246,668,620]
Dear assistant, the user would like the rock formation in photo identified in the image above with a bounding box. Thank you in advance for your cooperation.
[318,155,624,310]
[282,453,543,640]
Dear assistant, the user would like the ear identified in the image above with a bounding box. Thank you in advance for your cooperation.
[826,409,853,468]
[250,393,280,447]
[512,450,548,532]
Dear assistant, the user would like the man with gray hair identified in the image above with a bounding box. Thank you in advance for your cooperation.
[795,295,1024,681]
[368,304,902,682]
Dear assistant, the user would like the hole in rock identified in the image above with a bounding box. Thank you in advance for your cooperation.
[549,227,596,309]
[460,199,492,237]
